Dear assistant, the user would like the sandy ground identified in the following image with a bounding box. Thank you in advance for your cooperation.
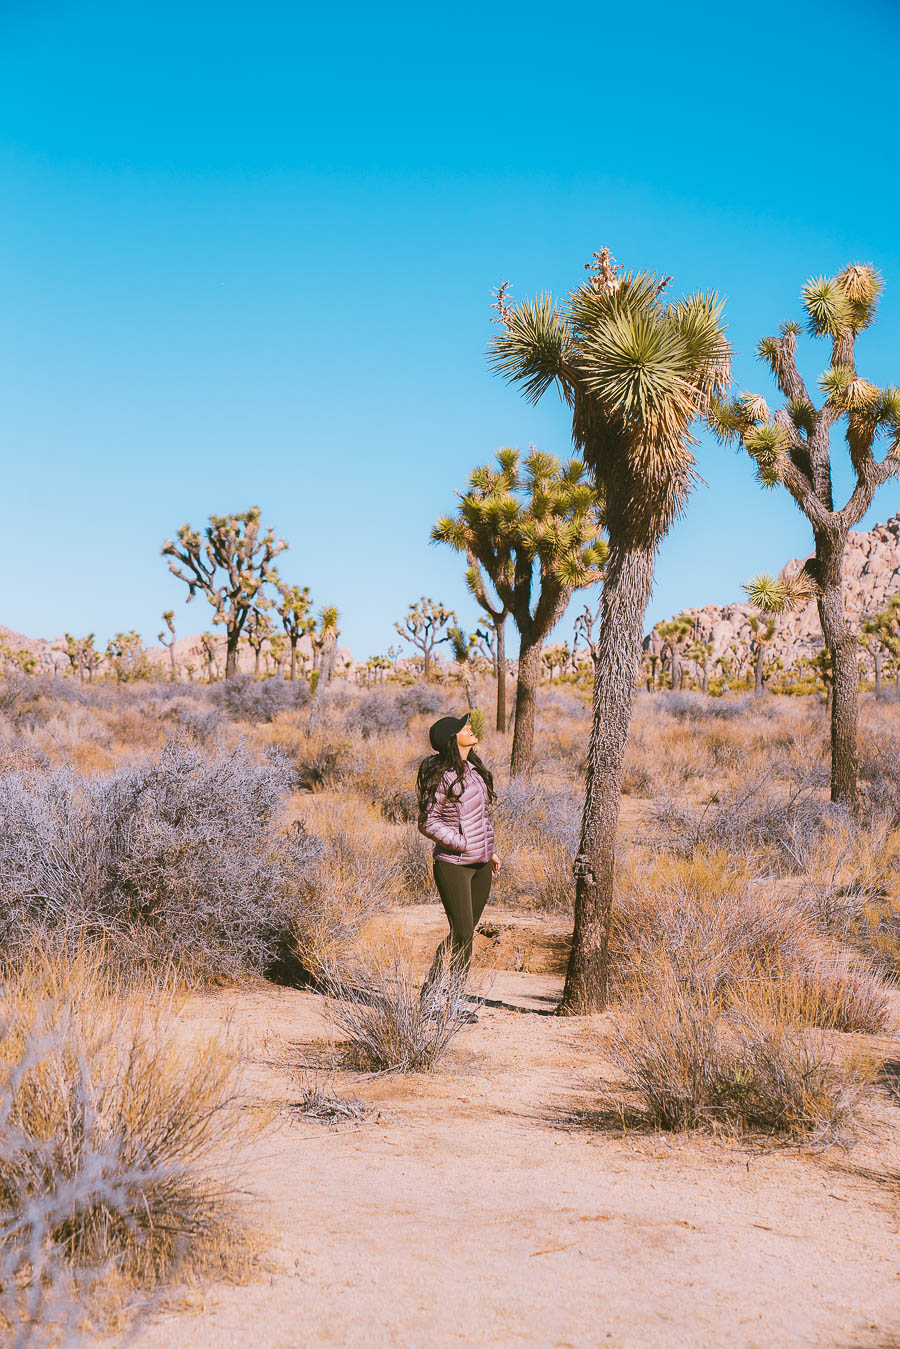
[125,905,900,1349]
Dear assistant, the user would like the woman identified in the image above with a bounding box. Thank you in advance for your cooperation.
[417,712,501,1016]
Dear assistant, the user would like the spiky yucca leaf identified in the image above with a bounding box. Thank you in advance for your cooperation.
[837,262,882,331]
[802,275,852,338]
[787,399,816,435]
[487,294,573,405]
[744,570,813,615]
[739,391,770,424]
[878,386,900,434]
[707,396,745,443]
[431,516,468,550]
[667,291,732,403]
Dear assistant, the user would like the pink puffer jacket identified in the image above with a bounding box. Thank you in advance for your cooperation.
[419,763,495,865]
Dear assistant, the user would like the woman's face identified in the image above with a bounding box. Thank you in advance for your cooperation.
[455,722,479,750]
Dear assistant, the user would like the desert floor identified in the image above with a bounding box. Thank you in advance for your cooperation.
[121,903,900,1349]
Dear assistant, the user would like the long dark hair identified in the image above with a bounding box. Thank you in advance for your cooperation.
[416,736,495,820]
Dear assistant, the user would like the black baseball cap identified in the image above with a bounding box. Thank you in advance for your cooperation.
[428,712,470,753]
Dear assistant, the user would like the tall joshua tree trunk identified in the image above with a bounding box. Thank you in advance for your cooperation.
[815,529,858,812]
[560,537,655,1012]
[225,632,240,680]
[495,617,507,733]
[509,638,541,777]
[873,647,882,692]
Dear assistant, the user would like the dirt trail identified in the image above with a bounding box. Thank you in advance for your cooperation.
[129,908,900,1349]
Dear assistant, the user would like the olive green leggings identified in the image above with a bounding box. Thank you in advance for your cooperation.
[424,858,493,988]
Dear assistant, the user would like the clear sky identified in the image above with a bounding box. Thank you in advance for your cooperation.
[3,0,900,659]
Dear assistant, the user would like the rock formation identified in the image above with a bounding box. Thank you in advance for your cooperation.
[654,514,900,676]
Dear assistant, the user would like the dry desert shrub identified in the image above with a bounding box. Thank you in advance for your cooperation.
[0,954,250,1344]
[492,778,580,911]
[650,776,835,874]
[610,852,889,1034]
[212,675,309,724]
[323,949,473,1072]
[0,738,324,984]
[608,967,874,1141]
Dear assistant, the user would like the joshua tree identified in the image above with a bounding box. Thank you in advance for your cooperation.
[158,610,178,680]
[434,447,605,775]
[656,613,694,690]
[276,583,314,681]
[642,628,663,689]
[686,639,713,693]
[710,262,900,811]
[742,573,811,697]
[268,631,288,679]
[162,507,287,680]
[394,597,456,683]
[200,632,220,683]
[490,247,730,1011]
[433,476,513,733]
[860,598,900,692]
[106,631,149,683]
[244,602,273,676]
[316,605,340,686]
[1,646,37,675]
[573,598,602,671]
[443,626,477,708]
[308,606,340,732]
[64,633,102,683]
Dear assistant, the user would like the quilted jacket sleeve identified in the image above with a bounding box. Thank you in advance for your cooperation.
[418,774,466,853]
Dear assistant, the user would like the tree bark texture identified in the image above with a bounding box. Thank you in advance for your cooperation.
[559,540,656,1014]
[815,531,859,812]
[495,619,507,733]
[873,648,882,692]
[754,645,765,695]
[225,633,239,680]
[509,640,541,777]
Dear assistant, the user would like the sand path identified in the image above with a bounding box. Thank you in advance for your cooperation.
[128,907,900,1349]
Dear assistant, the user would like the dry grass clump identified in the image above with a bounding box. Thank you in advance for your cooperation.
[610,853,889,1034]
[0,954,250,1342]
[650,776,834,874]
[621,693,826,799]
[289,1075,374,1125]
[0,738,324,984]
[492,778,580,911]
[323,949,473,1072]
[608,968,874,1142]
[284,795,412,981]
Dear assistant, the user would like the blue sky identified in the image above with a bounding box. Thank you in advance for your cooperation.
[3,0,900,659]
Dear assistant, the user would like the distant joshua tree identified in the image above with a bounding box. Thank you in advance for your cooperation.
[394,597,456,684]
[744,573,814,697]
[276,583,314,681]
[490,246,730,1012]
[158,610,178,680]
[268,631,288,679]
[64,633,102,684]
[200,632,220,684]
[655,613,694,690]
[443,625,477,709]
[434,447,605,776]
[162,507,287,680]
[106,631,149,683]
[686,639,712,693]
[243,602,273,677]
[711,262,900,812]
[860,597,900,692]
